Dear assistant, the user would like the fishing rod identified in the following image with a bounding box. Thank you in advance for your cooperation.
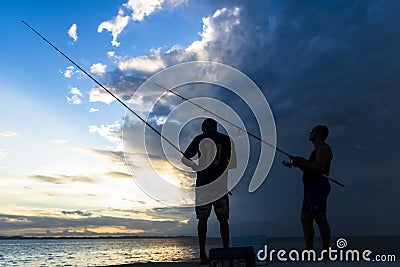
[22,21,345,188]
[154,82,291,158]
[153,84,346,188]
[21,20,183,156]
[282,158,345,187]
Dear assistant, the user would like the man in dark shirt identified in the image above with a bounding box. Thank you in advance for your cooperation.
[293,125,333,251]
[182,118,236,265]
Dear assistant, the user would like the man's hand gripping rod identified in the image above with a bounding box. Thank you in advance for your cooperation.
[282,155,345,188]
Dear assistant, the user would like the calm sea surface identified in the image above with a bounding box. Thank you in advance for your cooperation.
[0,236,398,267]
[0,237,217,267]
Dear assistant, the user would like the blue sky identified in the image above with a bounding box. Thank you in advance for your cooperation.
[1,0,400,239]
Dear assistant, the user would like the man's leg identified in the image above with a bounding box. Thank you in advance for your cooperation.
[314,213,331,250]
[196,202,211,264]
[311,181,331,250]
[198,218,208,260]
[214,195,230,248]
[301,212,314,249]
[218,218,229,248]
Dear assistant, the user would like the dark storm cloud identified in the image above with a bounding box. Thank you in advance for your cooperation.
[148,206,194,217]
[89,69,146,104]
[0,213,182,235]
[89,0,400,236]
[61,210,92,217]
[219,0,400,236]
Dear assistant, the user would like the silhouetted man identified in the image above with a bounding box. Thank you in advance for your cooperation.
[182,118,236,265]
[292,125,333,251]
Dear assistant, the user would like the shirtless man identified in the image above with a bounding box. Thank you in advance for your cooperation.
[293,125,333,250]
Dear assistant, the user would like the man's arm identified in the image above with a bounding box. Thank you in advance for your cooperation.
[181,156,197,170]
[181,137,199,170]
[293,145,332,173]
[228,138,237,169]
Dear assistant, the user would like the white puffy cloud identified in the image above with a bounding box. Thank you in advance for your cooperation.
[98,9,130,47]
[53,140,68,144]
[0,131,18,138]
[186,7,241,61]
[118,51,166,73]
[66,87,82,105]
[90,63,107,76]
[88,121,122,149]
[124,0,165,21]
[70,87,82,96]
[67,23,78,43]
[89,108,99,113]
[107,51,116,58]
[63,66,76,78]
[89,87,116,105]
[98,0,187,46]
[113,7,241,75]
[66,95,82,105]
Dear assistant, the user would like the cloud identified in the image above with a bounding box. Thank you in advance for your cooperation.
[70,87,82,96]
[29,174,97,184]
[0,131,18,138]
[0,213,186,236]
[186,7,241,61]
[66,87,82,105]
[53,139,68,144]
[106,171,133,179]
[67,23,78,43]
[66,95,82,105]
[124,0,164,21]
[89,86,116,105]
[92,1,400,236]
[118,50,166,73]
[61,210,92,217]
[11,2,396,237]
[97,9,130,47]
[105,6,240,79]
[98,0,187,46]
[88,121,122,149]
[89,107,100,113]
[88,71,145,105]
[90,63,107,76]
[86,149,126,165]
[63,66,76,78]
[107,51,116,58]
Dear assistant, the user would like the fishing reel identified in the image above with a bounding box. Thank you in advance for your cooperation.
[282,157,294,168]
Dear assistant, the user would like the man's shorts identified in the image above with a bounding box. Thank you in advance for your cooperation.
[196,195,229,220]
[302,180,331,214]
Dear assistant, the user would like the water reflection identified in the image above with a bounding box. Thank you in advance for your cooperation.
[0,237,220,266]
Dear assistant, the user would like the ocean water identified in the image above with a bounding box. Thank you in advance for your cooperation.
[0,236,398,267]
[0,237,213,267]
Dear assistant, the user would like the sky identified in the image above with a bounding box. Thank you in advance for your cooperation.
[0,0,399,239]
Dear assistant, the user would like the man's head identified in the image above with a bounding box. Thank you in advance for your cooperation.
[202,118,217,133]
[309,125,329,142]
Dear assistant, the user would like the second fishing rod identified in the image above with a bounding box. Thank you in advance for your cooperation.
[154,83,345,188]
[22,20,345,188]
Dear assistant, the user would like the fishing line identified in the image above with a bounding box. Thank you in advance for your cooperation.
[154,83,345,188]
[22,20,345,187]
[21,20,183,156]
[154,82,292,157]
